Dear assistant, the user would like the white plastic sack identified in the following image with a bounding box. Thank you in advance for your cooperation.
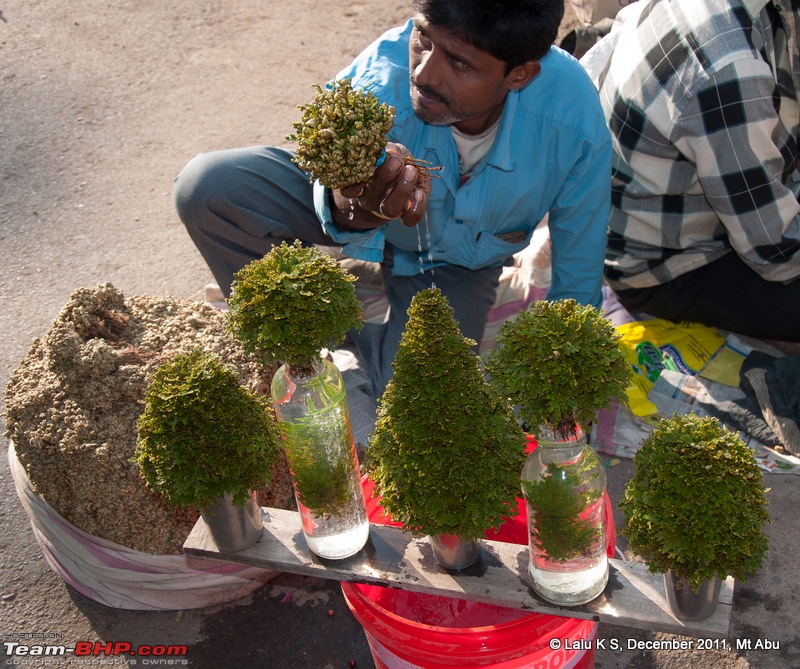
[8,443,278,610]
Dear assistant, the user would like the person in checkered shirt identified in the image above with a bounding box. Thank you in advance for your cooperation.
[597,0,800,341]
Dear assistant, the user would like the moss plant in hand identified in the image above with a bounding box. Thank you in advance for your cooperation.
[368,287,527,542]
[621,413,770,593]
[287,78,440,191]
[484,298,630,439]
[287,79,395,190]
[135,349,282,511]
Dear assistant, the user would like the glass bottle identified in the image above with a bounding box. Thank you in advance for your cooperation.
[271,356,369,559]
[521,424,608,605]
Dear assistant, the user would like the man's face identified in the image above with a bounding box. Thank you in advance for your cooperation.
[408,15,520,135]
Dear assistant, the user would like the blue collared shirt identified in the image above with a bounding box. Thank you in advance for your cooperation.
[314,20,610,307]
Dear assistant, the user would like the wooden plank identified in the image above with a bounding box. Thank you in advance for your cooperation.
[183,506,732,639]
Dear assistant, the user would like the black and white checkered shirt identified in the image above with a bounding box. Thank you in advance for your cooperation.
[599,0,800,290]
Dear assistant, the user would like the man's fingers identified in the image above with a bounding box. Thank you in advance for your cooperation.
[357,153,405,210]
[402,187,428,227]
[375,164,419,220]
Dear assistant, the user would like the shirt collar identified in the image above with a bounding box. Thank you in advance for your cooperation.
[422,89,519,175]
[747,0,796,17]
[483,89,519,172]
[744,0,774,15]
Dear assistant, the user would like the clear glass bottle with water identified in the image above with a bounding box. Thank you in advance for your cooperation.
[522,424,608,605]
[271,357,369,559]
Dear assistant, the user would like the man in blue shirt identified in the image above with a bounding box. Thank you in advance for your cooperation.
[175,0,611,398]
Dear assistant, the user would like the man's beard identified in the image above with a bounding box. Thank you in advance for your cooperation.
[410,79,475,126]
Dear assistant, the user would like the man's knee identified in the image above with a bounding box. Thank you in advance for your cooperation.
[173,151,228,232]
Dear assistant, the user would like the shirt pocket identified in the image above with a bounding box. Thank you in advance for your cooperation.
[436,218,531,269]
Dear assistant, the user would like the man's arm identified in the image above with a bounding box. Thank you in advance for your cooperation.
[547,136,612,309]
[675,62,800,283]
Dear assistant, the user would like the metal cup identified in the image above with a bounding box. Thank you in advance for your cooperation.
[429,534,481,570]
[202,491,263,552]
[664,570,721,621]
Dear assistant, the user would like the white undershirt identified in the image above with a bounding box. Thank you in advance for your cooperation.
[451,120,500,179]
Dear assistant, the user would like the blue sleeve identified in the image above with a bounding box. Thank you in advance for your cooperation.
[313,180,386,262]
[546,137,611,309]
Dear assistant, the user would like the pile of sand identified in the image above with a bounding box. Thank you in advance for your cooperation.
[4,283,293,554]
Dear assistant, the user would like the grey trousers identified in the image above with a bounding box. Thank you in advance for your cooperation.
[174,146,502,399]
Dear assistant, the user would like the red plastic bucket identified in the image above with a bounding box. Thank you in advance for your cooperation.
[342,582,598,668]
[346,437,614,668]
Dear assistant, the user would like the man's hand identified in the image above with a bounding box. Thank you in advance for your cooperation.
[330,143,430,230]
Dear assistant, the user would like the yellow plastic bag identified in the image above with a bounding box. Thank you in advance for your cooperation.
[616,319,725,416]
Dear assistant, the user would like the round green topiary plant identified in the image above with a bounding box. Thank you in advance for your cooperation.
[135,349,282,511]
[226,240,364,370]
[368,287,527,541]
[620,413,770,592]
[484,298,631,438]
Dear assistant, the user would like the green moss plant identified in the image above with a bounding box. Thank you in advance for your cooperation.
[287,79,396,190]
[135,349,282,511]
[227,241,365,521]
[620,413,770,592]
[368,287,527,541]
[522,456,603,562]
[271,362,357,518]
[287,78,440,192]
[484,298,630,438]
[226,240,363,370]
[485,299,630,564]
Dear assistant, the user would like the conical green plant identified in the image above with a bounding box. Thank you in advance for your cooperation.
[485,299,630,438]
[227,241,364,369]
[368,287,526,540]
[135,349,282,511]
